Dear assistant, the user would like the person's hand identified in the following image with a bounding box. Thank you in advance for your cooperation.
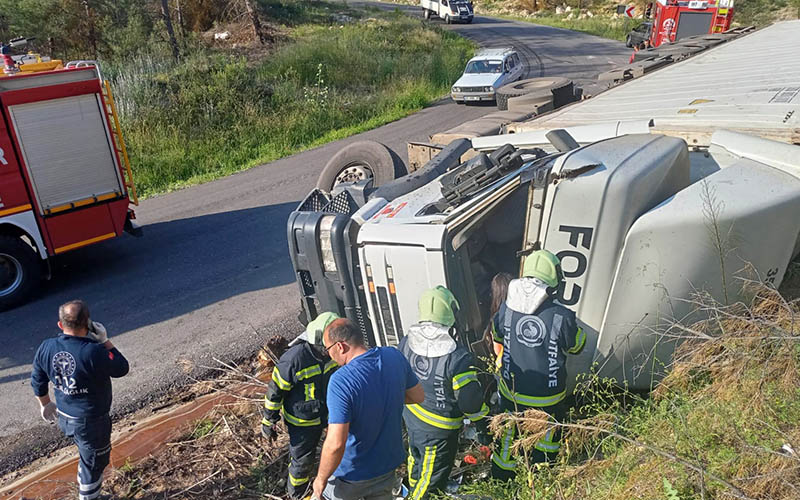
[311,476,327,500]
[261,423,277,442]
[40,401,57,423]
[86,321,108,344]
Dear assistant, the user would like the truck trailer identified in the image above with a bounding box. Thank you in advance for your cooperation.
[287,21,800,391]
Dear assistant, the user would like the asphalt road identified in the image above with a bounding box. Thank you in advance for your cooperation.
[0,2,629,473]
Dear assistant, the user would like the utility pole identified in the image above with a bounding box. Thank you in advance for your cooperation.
[160,0,180,60]
[82,0,98,58]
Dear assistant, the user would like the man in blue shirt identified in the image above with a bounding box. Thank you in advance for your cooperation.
[312,319,424,500]
[31,300,129,500]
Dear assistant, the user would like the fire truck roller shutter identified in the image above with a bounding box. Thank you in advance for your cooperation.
[8,94,125,215]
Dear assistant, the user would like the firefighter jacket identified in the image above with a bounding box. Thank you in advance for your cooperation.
[492,281,585,409]
[399,322,490,435]
[262,342,337,428]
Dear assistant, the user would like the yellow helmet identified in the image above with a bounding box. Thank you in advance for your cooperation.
[522,250,561,288]
[418,286,459,327]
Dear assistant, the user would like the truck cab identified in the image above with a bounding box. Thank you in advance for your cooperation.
[421,0,474,24]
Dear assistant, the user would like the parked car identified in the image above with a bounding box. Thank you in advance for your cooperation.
[626,22,653,48]
[451,48,524,103]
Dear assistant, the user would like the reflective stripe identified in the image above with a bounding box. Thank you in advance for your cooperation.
[272,367,292,391]
[261,418,273,426]
[407,449,417,487]
[289,472,310,486]
[324,360,338,374]
[568,327,586,354]
[410,445,437,500]
[535,427,561,452]
[282,410,321,427]
[264,396,282,411]
[79,491,101,500]
[498,379,566,408]
[491,426,516,471]
[465,403,490,422]
[304,382,316,401]
[296,365,322,381]
[452,370,478,391]
[492,321,501,343]
[407,404,462,430]
[78,477,103,492]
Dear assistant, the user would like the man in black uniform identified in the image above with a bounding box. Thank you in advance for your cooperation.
[399,286,490,500]
[31,300,129,500]
[261,311,339,498]
[490,250,585,480]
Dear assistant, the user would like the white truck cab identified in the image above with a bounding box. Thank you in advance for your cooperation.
[421,0,474,24]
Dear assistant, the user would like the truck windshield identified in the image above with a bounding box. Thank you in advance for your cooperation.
[465,60,503,74]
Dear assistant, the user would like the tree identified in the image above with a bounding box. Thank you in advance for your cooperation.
[160,0,180,60]
[243,0,269,44]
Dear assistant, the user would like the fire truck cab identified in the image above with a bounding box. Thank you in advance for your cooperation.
[635,0,735,48]
[0,60,138,310]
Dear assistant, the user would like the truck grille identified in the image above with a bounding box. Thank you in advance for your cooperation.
[298,189,330,212]
[323,190,359,215]
[377,286,398,345]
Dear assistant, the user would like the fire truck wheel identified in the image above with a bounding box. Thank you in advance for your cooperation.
[0,235,42,311]
[316,140,406,193]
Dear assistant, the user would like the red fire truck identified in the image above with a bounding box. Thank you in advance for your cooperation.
[627,0,735,48]
[0,54,139,310]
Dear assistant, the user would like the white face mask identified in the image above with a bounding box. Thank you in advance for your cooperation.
[505,277,551,315]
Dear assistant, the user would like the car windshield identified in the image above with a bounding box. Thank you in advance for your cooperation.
[464,60,503,74]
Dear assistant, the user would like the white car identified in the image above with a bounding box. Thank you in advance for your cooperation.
[451,48,524,103]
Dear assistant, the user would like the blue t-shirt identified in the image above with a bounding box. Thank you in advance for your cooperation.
[327,347,419,481]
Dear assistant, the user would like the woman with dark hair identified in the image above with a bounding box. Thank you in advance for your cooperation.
[485,272,513,367]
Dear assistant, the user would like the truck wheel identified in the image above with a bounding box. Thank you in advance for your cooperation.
[496,77,574,110]
[496,92,510,111]
[0,235,42,311]
[316,140,406,193]
[423,8,431,20]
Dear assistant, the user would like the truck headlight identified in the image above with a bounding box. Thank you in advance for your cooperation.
[319,215,337,273]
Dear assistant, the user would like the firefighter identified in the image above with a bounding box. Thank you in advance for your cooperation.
[261,312,340,499]
[490,250,586,480]
[399,286,491,500]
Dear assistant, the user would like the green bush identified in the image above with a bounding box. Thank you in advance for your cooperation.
[109,14,473,196]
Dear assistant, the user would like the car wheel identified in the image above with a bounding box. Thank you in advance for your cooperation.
[315,140,406,193]
[423,8,431,20]
[445,14,452,24]
[0,235,42,311]
[626,34,633,48]
[466,17,473,23]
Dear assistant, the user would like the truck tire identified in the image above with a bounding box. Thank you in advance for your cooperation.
[316,140,405,193]
[0,235,42,311]
[423,8,431,20]
[495,77,573,111]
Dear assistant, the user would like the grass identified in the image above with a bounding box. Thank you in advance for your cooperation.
[109,6,474,198]
[458,284,800,500]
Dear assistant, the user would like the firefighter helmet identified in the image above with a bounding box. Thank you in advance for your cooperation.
[522,250,562,288]
[418,286,460,327]
[294,311,340,346]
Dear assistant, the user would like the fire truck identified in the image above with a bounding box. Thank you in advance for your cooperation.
[0,42,139,310]
[627,0,735,48]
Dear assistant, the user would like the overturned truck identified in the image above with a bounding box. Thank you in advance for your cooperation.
[286,21,800,390]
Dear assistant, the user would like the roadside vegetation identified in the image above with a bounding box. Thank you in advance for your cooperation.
[1,1,474,197]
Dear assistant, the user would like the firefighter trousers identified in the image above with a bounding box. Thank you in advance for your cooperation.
[57,413,112,500]
[491,399,564,481]
[406,428,459,500]
[287,423,324,499]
